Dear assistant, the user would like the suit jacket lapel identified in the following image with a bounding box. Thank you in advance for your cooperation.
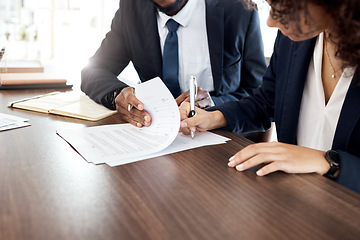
[332,70,360,150]
[205,0,223,91]
[279,38,316,144]
[142,1,163,78]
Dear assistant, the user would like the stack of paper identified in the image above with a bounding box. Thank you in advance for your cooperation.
[0,113,30,131]
[57,77,231,166]
[0,73,72,89]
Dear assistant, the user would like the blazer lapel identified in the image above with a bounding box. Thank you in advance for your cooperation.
[142,1,163,78]
[332,70,360,150]
[279,38,316,144]
[205,0,223,90]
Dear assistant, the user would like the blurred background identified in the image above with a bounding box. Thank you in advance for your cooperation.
[0,0,276,83]
[0,0,119,77]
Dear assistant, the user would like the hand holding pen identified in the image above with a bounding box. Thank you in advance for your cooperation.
[188,76,197,138]
[179,77,227,136]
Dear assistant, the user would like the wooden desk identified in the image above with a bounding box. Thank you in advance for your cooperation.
[1,89,360,240]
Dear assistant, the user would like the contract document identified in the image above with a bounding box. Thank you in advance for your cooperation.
[57,77,231,166]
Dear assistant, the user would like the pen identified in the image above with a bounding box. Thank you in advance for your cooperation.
[189,76,197,139]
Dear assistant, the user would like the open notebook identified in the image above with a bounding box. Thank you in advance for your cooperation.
[8,91,117,121]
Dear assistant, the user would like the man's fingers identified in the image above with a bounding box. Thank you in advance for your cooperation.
[118,87,144,111]
[129,108,151,126]
[117,106,151,127]
[126,95,144,111]
[123,116,144,128]
[113,87,152,126]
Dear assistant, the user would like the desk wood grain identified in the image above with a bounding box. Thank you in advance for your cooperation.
[1,89,360,240]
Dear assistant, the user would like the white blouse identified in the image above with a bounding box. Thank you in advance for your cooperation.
[297,32,356,151]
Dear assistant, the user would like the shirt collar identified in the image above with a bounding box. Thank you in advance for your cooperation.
[157,0,199,29]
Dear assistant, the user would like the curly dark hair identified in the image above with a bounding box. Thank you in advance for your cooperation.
[243,0,360,70]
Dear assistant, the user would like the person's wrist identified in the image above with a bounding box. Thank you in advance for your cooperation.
[101,87,122,110]
[323,150,341,180]
[111,88,123,109]
[210,110,227,129]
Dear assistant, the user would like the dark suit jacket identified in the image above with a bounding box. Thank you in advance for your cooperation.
[214,32,360,193]
[81,0,266,107]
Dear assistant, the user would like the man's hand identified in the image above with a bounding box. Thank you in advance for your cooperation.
[176,87,214,108]
[114,87,151,127]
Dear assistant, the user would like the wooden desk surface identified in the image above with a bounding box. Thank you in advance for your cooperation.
[1,89,360,240]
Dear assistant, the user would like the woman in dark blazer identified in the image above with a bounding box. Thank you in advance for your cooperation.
[179,0,360,193]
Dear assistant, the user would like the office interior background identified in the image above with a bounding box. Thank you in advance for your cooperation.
[0,0,277,81]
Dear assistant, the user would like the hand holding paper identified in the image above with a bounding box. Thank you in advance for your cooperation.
[57,77,230,166]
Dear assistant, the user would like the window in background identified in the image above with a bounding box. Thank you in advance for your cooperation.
[256,1,277,58]
[0,0,119,76]
[0,0,277,81]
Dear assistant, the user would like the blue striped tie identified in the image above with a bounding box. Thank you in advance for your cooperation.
[163,19,181,97]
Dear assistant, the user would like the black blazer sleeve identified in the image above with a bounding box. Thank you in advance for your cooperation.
[337,151,360,193]
[81,3,132,105]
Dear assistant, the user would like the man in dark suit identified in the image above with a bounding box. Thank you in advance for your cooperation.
[81,0,266,128]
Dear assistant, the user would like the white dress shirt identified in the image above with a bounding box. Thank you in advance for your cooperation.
[156,0,214,94]
[297,32,356,151]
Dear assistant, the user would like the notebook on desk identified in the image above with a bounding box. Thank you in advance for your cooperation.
[8,91,117,121]
[0,73,72,89]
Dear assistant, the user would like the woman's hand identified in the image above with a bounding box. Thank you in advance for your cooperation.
[179,102,228,135]
[114,87,151,127]
[228,142,330,176]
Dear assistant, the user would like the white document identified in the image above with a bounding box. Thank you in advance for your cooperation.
[0,113,31,131]
[57,77,231,166]
[57,77,179,164]
[106,131,230,166]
